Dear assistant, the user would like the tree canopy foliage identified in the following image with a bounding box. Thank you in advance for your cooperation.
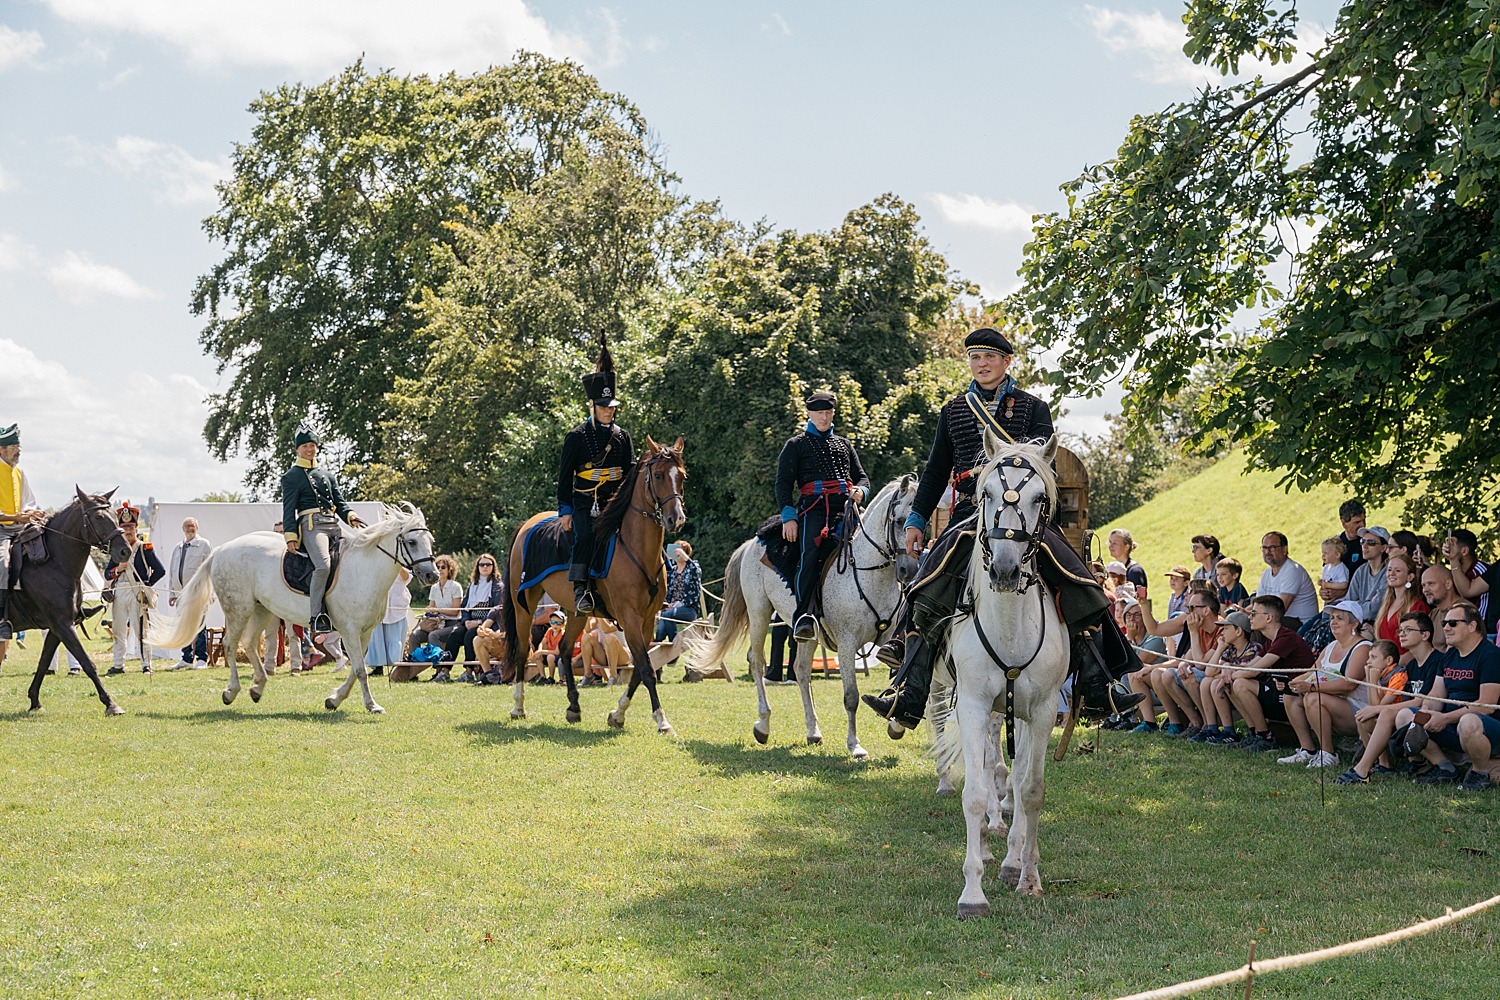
[1017,0,1500,534]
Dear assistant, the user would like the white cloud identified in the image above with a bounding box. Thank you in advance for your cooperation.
[0,339,248,505]
[41,0,591,75]
[1086,6,1326,87]
[768,13,792,37]
[0,232,40,271]
[930,193,1035,233]
[47,251,159,302]
[106,135,226,206]
[0,24,45,70]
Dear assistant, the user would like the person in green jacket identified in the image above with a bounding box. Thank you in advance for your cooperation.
[281,424,363,635]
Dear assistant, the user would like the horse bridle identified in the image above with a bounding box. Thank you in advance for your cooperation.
[632,452,685,527]
[977,454,1052,594]
[377,525,437,575]
[831,480,917,635]
[52,496,127,552]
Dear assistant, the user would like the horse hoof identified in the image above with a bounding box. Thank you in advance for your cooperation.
[658,722,676,736]
[935,783,956,797]
[607,712,624,729]
[510,709,526,720]
[28,705,44,715]
[222,690,236,706]
[105,703,124,717]
[325,697,339,712]
[887,720,906,741]
[566,709,582,724]
[753,723,769,744]
[999,865,1021,886]
[368,703,385,715]
[1018,882,1044,898]
[807,734,823,746]
[250,688,263,703]
[851,745,869,761]
[957,902,990,920]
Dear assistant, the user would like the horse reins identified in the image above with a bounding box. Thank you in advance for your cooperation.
[835,481,914,636]
[617,451,686,598]
[375,524,437,575]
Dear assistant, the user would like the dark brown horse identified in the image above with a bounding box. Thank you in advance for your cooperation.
[6,488,132,715]
[500,436,687,732]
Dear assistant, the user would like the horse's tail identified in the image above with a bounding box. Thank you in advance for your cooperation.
[148,553,215,648]
[690,539,754,669]
[932,697,965,785]
[499,524,526,683]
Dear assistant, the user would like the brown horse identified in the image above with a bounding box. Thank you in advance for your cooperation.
[500,435,686,732]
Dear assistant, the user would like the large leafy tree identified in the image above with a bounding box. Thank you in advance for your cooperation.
[1017,0,1500,535]
[193,54,672,489]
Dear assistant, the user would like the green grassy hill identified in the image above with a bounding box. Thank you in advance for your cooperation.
[1094,451,1408,593]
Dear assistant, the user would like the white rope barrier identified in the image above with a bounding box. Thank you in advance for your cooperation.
[1114,893,1500,1000]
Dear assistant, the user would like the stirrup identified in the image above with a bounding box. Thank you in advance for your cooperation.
[311,613,332,634]
[792,614,817,642]
[575,588,595,614]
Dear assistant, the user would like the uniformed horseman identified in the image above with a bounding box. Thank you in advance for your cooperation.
[104,502,166,674]
[281,423,364,635]
[861,328,1144,734]
[776,391,871,642]
[558,341,634,615]
[0,423,44,641]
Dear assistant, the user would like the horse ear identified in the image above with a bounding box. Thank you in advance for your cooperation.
[103,487,117,500]
[982,426,1003,463]
[1040,433,1059,466]
[672,435,684,456]
[645,434,659,453]
[76,485,88,503]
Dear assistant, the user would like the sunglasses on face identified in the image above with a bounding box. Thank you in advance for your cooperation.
[1442,618,1474,628]
[477,561,495,567]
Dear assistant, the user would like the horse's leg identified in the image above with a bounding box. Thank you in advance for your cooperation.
[837,630,867,759]
[55,625,122,715]
[794,639,822,746]
[26,630,61,713]
[1002,715,1049,897]
[610,615,673,735]
[931,677,957,795]
[955,691,995,919]
[745,583,774,745]
[347,628,383,714]
[221,611,248,705]
[247,608,274,703]
[323,619,372,712]
[554,613,585,725]
[981,712,1010,862]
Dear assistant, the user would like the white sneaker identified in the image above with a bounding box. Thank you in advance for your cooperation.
[192,660,209,670]
[171,659,193,670]
[1307,750,1340,768]
[1277,748,1314,764]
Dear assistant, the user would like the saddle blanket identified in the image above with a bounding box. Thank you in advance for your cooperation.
[517,515,615,593]
[282,541,343,597]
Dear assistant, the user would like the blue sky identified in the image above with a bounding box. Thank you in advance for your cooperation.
[0,0,1337,505]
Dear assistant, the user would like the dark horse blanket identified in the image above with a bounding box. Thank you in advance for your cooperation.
[281,543,343,597]
[517,515,616,594]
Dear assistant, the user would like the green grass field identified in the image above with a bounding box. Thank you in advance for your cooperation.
[0,639,1495,999]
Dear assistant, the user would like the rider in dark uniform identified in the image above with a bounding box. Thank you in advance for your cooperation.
[776,391,871,642]
[861,328,1143,735]
[281,423,364,635]
[558,341,634,615]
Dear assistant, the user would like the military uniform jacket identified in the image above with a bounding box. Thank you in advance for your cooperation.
[776,427,871,522]
[911,379,1054,524]
[281,460,356,543]
[105,542,165,589]
[557,420,634,517]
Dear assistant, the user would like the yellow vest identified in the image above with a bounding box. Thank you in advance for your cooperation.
[0,465,22,517]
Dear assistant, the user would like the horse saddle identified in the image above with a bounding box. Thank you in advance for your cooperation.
[6,523,47,590]
[517,516,616,592]
[281,540,344,597]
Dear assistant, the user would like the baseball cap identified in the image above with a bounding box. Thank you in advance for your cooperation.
[1216,610,1253,632]
[1105,560,1128,576]
[1358,526,1392,544]
[1165,565,1191,580]
[1327,599,1365,621]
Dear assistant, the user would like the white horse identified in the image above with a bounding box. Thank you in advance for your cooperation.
[690,475,918,759]
[934,432,1070,915]
[151,504,439,713]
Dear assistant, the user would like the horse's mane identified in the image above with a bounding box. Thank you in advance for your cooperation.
[591,446,682,541]
[342,502,427,550]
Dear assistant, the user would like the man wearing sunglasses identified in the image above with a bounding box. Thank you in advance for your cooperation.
[1407,602,1500,789]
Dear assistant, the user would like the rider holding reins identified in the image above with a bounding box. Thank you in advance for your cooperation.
[281,423,364,636]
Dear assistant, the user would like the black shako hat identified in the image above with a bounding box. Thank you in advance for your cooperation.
[964,327,1014,356]
[0,424,18,447]
[583,335,622,408]
[804,391,835,411]
[293,422,321,447]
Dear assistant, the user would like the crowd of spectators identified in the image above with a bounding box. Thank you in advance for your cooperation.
[1101,501,1500,791]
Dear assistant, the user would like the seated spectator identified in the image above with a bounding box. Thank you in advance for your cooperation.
[1226,595,1317,751]
[655,541,702,642]
[1389,529,1423,569]
[1336,499,1367,578]
[1419,564,1460,652]
[578,617,631,685]
[1215,557,1249,609]
[1279,599,1372,768]
[473,615,508,684]
[1193,609,1264,744]
[409,554,463,656]
[1190,534,1223,584]
[526,612,567,684]
[1133,592,1221,735]
[1299,534,1355,651]
[1105,560,1130,600]
[1404,602,1500,788]
[1163,565,1192,617]
[530,593,559,652]
[364,567,412,677]
[437,553,502,681]
[1347,527,1391,624]
[1444,529,1498,637]
[1257,531,1318,631]
[1338,612,1445,784]
[1373,554,1428,661]
[1107,595,1168,728]
[1108,528,1150,598]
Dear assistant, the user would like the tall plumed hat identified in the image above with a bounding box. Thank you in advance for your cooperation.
[116,501,140,526]
[0,424,18,447]
[581,334,621,408]
[293,421,321,448]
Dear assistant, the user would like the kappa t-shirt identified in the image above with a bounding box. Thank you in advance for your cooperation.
[1439,640,1500,714]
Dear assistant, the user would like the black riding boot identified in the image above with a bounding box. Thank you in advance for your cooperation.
[1071,617,1145,720]
[574,580,595,615]
[0,591,11,641]
[861,634,934,737]
[874,598,912,668]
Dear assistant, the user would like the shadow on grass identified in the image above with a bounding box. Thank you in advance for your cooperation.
[682,737,901,781]
[455,718,622,748]
[137,707,363,725]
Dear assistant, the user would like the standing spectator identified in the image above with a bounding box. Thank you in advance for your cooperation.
[104,503,166,674]
[1279,600,1371,768]
[1444,529,1498,637]
[1108,529,1149,599]
[1257,532,1318,631]
[364,567,412,677]
[1190,535,1223,583]
[0,423,43,642]
[1406,602,1500,787]
[655,541,702,641]
[168,517,213,669]
[1374,554,1428,658]
[1226,595,1317,751]
[1346,526,1391,624]
[1420,565,1460,652]
[1336,499,1367,576]
[765,613,797,684]
[1163,565,1192,618]
[1215,557,1249,609]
